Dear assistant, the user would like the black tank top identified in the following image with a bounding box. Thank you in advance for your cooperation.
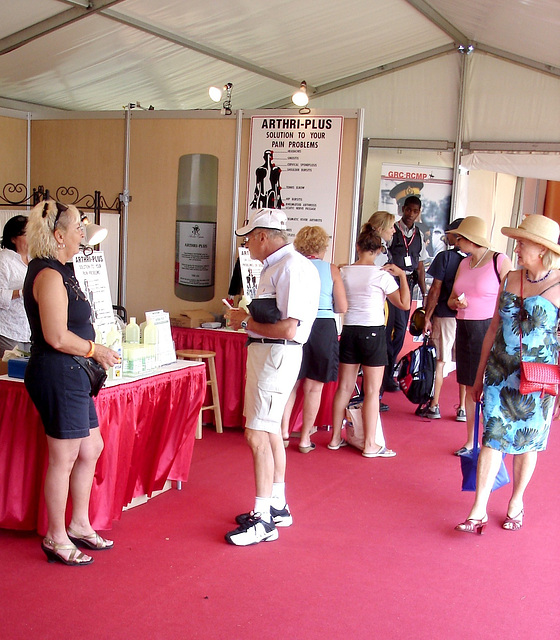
[23,258,95,354]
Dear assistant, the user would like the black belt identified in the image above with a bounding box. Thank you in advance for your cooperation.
[247,338,300,346]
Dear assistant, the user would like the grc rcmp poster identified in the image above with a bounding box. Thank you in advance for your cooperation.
[379,164,453,259]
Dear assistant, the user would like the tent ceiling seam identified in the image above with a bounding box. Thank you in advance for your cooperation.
[474,43,560,79]
[403,0,469,46]
[100,9,306,89]
[0,0,127,56]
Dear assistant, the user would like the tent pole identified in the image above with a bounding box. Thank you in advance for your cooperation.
[230,110,243,277]
[450,48,472,221]
[349,108,365,263]
[119,105,132,308]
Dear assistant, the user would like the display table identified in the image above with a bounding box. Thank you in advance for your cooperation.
[0,361,205,533]
[171,326,337,431]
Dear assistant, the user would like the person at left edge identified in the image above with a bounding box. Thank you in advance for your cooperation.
[224,208,320,546]
[0,215,31,357]
[23,200,120,566]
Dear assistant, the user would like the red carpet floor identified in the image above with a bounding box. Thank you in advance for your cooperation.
[1,373,559,639]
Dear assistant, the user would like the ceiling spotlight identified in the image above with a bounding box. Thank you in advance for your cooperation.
[292,81,309,107]
[209,82,233,115]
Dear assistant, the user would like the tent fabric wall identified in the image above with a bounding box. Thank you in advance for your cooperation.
[461,152,560,181]
[310,55,461,142]
[464,54,560,143]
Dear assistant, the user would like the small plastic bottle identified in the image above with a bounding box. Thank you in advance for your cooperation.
[125,316,140,343]
[106,324,123,380]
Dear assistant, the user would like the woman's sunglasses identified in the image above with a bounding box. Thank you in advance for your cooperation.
[42,200,68,230]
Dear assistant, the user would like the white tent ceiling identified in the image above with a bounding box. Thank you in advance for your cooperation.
[0,0,559,144]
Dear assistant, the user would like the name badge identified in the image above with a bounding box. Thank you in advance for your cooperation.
[404,255,412,267]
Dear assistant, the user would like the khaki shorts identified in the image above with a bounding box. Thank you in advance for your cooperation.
[244,342,302,433]
[431,316,456,363]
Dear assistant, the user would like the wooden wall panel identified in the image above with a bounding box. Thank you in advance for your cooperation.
[30,119,125,204]
[0,116,28,200]
[127,118,237,319]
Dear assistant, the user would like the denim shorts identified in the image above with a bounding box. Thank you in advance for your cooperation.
[25,351,99,439]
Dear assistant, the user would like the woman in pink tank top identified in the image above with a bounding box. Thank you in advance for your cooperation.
[447,217,512,457]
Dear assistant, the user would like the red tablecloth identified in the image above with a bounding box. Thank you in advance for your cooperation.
[171,326,337,431]
[0,362,205,533]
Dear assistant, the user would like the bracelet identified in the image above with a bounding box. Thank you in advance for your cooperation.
[85,340,95,358]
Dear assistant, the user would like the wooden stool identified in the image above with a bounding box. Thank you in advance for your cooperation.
[176,349,223,439]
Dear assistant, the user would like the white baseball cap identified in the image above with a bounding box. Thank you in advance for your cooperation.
[235,208,287,236]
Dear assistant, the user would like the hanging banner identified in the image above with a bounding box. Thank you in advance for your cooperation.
[73,251,115,342]
[379,164,453,259]
[238,246,264,300]
[246,115,344,260]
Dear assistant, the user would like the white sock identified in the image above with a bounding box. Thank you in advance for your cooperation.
[271,482,286,509]
[254,497,271,522]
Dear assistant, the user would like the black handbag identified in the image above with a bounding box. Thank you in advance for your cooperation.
[73,355,107,397]
[460,402,510,492]
[248,298,282,324]
[518,274,560,397]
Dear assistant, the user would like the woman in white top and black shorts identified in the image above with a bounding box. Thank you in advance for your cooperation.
[328,223,410,457]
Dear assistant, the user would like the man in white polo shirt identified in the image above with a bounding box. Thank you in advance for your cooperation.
[225,208,320,546]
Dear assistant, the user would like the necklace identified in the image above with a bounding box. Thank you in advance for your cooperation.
[470,248,489,269]
[525,268,551,283]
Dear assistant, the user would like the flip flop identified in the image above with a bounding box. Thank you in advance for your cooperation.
[362,446,397,458]
[327,439,348,450]
[298,442,316,453]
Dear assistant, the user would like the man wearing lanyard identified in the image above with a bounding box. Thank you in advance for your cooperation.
[225,208,320,546]
[383,195,427,392]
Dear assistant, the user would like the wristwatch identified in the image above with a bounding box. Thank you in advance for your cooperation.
[240,318,249,329]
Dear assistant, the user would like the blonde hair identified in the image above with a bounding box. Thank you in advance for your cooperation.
[294,226,330,257]
[542,248,560,270]
[27,200,80,259]
[367,210,395,233]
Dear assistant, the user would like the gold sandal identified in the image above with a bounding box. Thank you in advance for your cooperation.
[67,526,114,551]
[41,537,93,566]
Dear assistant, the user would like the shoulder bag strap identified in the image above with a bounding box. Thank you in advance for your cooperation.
[492,252,500,283]
[474,401,481,453]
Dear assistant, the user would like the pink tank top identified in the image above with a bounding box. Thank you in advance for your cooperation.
[454,253,505,320]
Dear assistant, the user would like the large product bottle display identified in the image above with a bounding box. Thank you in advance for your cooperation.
[175,154,218,302]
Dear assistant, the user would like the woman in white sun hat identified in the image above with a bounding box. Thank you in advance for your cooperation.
[456,214,560,534]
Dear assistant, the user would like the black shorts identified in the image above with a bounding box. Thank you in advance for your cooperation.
[455,318,492,387]
[339,325,387,367]
[25,351,99,440]
[299,317,339,383]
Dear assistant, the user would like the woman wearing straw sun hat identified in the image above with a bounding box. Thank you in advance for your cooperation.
[456,214,560,534]
[448,217,512,457]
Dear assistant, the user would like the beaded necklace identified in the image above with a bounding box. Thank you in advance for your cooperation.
[525,268,551,284]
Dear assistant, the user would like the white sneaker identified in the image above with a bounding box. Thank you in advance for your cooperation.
[225,513,278,546]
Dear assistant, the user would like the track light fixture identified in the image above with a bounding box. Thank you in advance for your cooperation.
[292,81,309,107]
[80,213,108,255]
[209,82,233,115]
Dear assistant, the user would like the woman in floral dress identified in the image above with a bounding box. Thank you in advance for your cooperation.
[456,215,560,534]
